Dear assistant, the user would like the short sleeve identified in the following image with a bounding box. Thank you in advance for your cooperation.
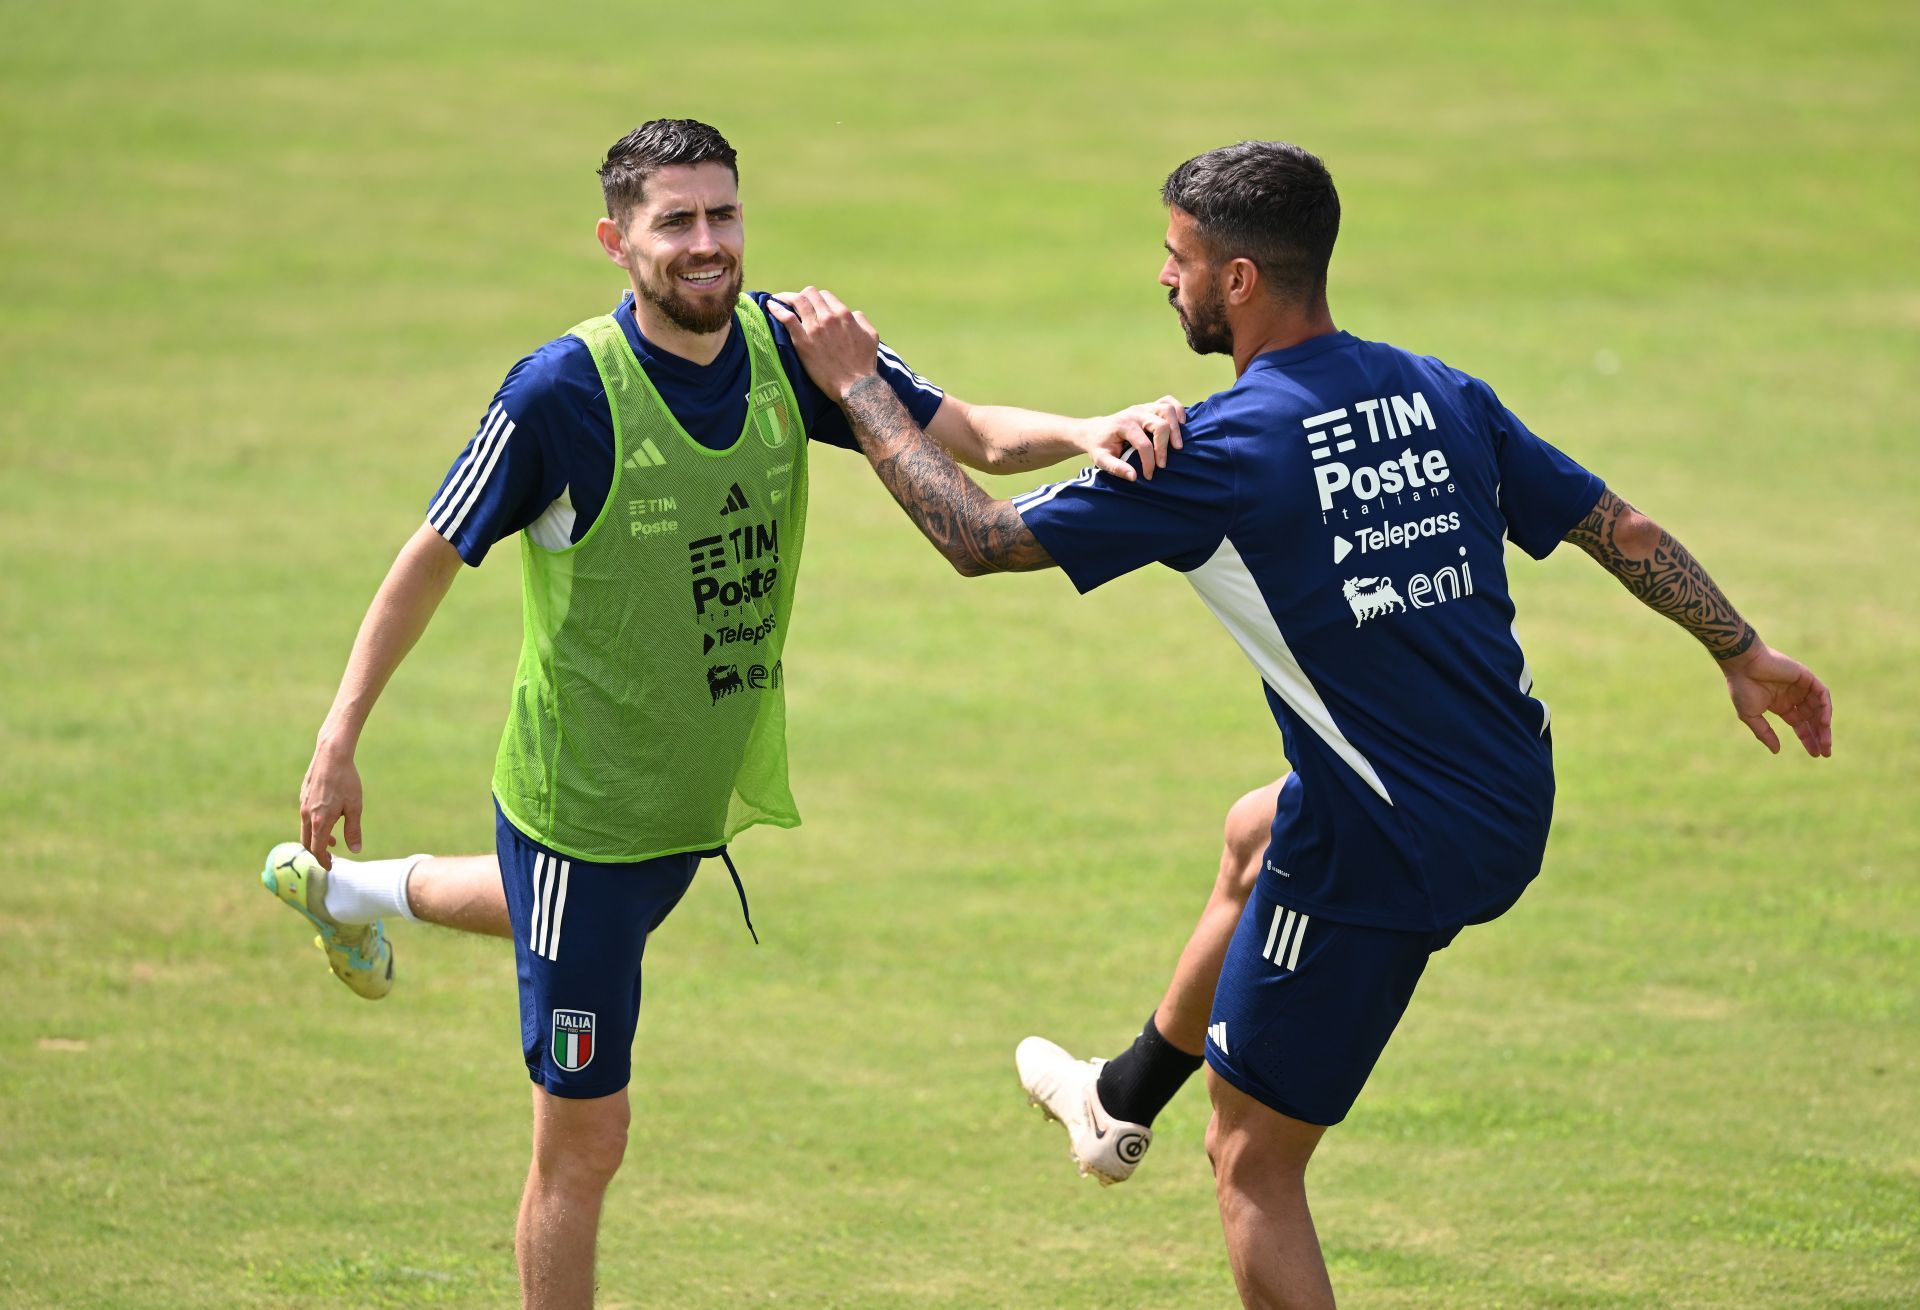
[425,344,576,566]
[1012,404,1235,593]
[1470,378,1606,560]
[757,295,946,451]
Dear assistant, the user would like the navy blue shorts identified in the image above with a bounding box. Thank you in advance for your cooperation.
[1205,868,1516,1126]
[496,803,701,1100]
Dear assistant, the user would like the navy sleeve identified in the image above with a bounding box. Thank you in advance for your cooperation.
[1468,378,1606,560]
[425,341,578,566]
[1012,401,1236,594]
[756,294,946,452]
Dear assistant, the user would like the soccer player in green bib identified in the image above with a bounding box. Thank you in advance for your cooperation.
[258,119,1182,1309]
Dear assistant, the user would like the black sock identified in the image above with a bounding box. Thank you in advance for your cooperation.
[1095,1013,1204,1126]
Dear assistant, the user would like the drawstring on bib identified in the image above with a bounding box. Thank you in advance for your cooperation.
[715,847,758,944]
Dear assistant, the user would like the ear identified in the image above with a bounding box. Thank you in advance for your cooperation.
[1223,256,1261,306]
[595,216,629,268]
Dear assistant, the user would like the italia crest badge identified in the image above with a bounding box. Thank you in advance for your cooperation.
[749,380,791,448]
[552,1009,596,1072]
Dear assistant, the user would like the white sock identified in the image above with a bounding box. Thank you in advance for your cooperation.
[323,854,429,925]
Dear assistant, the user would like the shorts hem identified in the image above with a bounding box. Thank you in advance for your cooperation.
[527,1066,631,1100]
[1204,1049,1345,1127]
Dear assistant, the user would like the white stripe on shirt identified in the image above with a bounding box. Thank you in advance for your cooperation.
[429,405,507,529]
[438,417,516,540]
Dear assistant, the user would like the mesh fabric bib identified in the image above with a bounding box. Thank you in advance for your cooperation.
[492,296,808,860]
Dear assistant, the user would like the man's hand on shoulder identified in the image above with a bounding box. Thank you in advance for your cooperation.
[767,287,879,403]
[1718,642,1834,758]
[1078,396,1186,483]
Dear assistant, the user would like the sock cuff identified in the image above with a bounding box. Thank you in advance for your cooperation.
[1141,1013,1205,1070]
[394,854,430,922]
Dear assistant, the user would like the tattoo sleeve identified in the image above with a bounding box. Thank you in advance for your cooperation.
[1563,489,1758,660]
[840,375,1055,576]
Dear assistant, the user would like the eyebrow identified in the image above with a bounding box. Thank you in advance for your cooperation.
[656,204,738,225]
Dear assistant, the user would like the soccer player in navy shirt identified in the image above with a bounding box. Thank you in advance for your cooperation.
[770,141,1832,1309]
[263,119,1182,1309]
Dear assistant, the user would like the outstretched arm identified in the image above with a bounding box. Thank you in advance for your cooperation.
[926,393,1185,481]
[301,523,464,864]
[769,288,1054,577]
[1563,490,1832,756]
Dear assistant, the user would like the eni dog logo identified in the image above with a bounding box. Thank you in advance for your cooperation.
[1342,549,1478,629]
[1343,577,1407,627]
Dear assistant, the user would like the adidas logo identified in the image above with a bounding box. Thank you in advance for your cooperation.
[1208,1021,1228,1055]
[718,482,750,515]
[624,438,667,470]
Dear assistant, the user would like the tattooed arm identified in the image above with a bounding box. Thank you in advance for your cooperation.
[843,376,1055,576]
[1563,490,1833,756]
[768,287,1054,577]
[1564,489,1757,659]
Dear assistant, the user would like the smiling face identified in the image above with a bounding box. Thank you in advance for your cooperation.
[1158,208,1233,357]
[608,162,745,336]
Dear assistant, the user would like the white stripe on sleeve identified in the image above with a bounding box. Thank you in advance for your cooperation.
[429,405,507,527]
[877,343,942,397]
[438,418,516,540]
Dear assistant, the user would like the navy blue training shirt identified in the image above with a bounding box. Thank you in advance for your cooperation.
[427,291,946,563]
[1015,330,1605,932]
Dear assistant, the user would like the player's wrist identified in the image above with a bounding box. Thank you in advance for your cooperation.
[836,370,884,404]
[314,719,361,760]
[1713,625,1763,669]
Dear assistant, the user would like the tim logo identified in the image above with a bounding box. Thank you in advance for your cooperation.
[1343,576,1406,627]
[551,1009,595,1072]
[708,664,744,703]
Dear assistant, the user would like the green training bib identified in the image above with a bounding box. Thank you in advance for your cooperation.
[492,295,809,861]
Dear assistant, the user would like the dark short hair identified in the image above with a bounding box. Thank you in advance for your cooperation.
[598,119,739,222]
[1160,142,1340,303]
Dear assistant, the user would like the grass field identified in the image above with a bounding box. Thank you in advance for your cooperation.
[2,2,1916,1306]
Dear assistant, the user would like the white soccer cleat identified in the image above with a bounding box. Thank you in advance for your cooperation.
[1015,1035,1152,1185]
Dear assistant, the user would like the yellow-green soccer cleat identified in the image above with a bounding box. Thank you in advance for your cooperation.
[260,841,394,1000]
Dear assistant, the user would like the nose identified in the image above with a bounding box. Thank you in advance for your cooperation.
[686,218,720,256]
[1158,256,1177,289]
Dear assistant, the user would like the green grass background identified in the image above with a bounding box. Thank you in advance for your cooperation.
[2,2,1916,1305]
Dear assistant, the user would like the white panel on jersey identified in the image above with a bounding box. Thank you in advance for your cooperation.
[1184,537,1394,804]
[1511,618,1550,735]
[526,483,577,552]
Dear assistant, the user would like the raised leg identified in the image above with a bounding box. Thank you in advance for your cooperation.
[1154,779,1285,1055]
[406,854,514,938]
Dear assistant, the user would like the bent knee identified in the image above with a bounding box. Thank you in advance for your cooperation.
[1222,782,1282,876]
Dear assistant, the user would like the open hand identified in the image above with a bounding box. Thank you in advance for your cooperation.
[1720,642,1833,757]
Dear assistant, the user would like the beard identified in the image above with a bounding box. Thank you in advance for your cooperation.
[1171,283,1232,356]
[639,257,744,334]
